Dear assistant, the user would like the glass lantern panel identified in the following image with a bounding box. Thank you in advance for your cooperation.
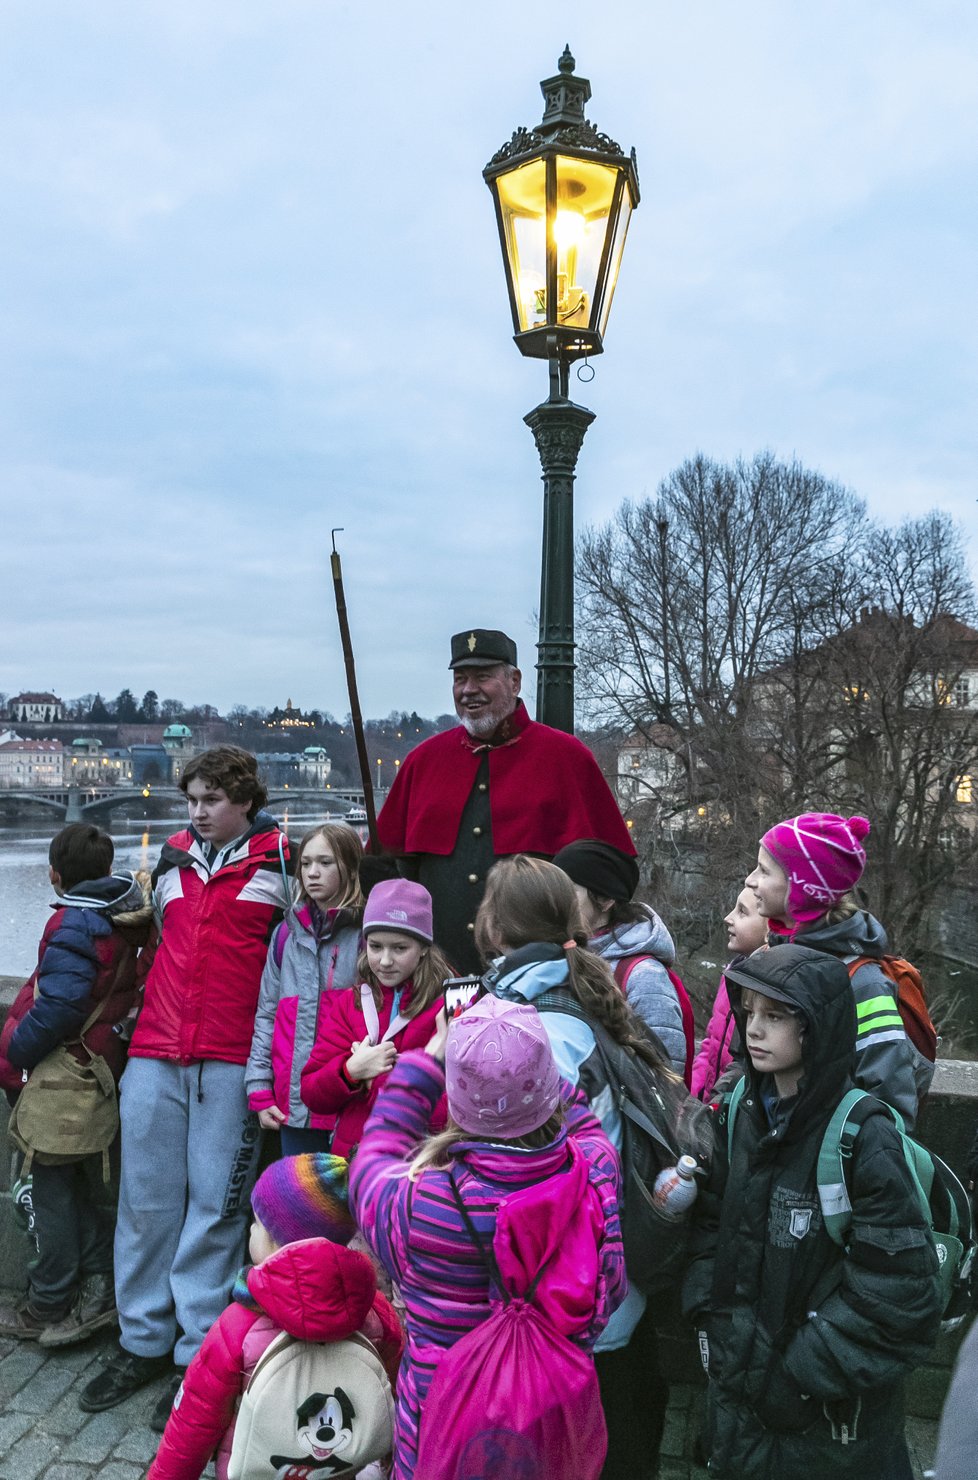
[552,155,621,333]
[494,158,547,333]
[594,181,634,338]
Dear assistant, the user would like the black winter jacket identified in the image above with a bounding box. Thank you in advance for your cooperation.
[682,947,942,1479]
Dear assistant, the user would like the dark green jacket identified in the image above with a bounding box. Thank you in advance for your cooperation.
[682,948,942,1479]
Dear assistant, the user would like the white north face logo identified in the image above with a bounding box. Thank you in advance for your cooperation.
[789,1208,813,1240]
[388,909,408,922]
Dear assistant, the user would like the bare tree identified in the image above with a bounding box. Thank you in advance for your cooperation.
[759,513,978,949]
[577,452,866,933]
[578,464,978,953]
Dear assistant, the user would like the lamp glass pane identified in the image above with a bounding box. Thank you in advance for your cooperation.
[551,155,620,332]
[495,158,547,332]
[595,184,634,337]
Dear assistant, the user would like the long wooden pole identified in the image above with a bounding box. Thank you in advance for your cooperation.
[330,530,379,852]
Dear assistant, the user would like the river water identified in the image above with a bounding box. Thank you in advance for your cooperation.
[0,811,352,978]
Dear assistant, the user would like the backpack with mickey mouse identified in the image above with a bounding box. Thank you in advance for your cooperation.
[228,1327,394,1480]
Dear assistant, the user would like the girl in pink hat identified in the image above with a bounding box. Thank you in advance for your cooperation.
[746,812,930,1126]
[300,880,452,1158]
[349,993,626,1480]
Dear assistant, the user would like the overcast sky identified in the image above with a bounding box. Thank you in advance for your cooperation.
[2,0,976,721]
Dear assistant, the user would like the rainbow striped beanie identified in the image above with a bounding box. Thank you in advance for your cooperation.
[251,1153,355,1246]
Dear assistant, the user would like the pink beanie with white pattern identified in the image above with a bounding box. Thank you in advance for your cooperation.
[761,813,870,925]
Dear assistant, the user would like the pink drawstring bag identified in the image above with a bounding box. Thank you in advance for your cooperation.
[415,1146,608,1480]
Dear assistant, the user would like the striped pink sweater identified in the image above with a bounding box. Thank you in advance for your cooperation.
[350,1051,626,1480]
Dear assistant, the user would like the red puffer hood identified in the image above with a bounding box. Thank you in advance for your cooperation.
[246,1238,376,1342]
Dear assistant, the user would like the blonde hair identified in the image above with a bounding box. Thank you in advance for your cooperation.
[357,940,452,1015]
[406,1106,565,1181]
[295,824,365,912]
[476,855,676,1076]
[820,890,859,926]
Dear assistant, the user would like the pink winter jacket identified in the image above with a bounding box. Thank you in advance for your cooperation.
[689,974,736,1102]
[300,982,447,1158]
[147,1239,403,1480]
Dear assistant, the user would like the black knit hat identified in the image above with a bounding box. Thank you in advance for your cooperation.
[552,840,640,902]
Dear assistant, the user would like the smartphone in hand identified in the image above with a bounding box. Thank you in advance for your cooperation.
[444,976,484,1018]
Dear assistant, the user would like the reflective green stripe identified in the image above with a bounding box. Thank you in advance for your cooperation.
[857,1013,904,1037]
[856,994,898,1020]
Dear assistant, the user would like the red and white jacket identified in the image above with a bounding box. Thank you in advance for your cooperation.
[131,818,290,1067]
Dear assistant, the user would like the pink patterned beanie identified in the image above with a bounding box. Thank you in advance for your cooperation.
[761,813,870,925]
[446,995,560,1139]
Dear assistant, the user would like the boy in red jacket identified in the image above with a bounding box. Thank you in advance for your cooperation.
[80,747,292,1427]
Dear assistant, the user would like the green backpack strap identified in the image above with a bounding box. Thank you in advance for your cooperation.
[817,1089,874,1243]
[817,1088,932,1247]
[723,1074,748,1165]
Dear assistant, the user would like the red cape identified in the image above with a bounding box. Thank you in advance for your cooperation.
[377,702,635,858]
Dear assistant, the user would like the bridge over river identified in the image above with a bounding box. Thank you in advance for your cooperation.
[0,785,370,822]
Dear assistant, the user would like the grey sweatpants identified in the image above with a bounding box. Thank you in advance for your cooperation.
[114,1057,261,1365]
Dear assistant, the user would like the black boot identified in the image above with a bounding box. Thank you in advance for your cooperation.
[78,1342,173,1412]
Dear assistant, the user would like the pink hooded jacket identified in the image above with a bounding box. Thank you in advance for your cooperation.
[689,975,736,1102]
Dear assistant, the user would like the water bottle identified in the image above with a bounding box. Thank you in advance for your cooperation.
[652,1154,699,1217]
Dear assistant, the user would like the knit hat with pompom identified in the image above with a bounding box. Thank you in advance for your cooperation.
[760,813,870,925]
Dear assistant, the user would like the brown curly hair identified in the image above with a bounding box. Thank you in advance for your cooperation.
[475,855,674,1074]
[179,746,268,820]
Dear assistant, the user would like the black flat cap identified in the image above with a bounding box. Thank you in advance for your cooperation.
[449,629,519,669]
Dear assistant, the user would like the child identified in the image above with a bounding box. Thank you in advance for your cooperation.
[683,943,942,1479]
[81,746,291,1426]
[246,823,365,1155]
[690,886,768,1102]
[552,839,689,1078]
[349,994,626,1480]
[475,854,678,1480]
[148,1154,402,1480]
[0,823,151,1346]
[745,812,926,1127]
[300,880,450,1158]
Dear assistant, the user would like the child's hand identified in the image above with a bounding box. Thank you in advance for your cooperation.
[346,1039,398,1083]
[424,1007,449,1064]
[257,1106,287,1130]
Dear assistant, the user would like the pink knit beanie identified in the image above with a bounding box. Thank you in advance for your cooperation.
[446,996,561,1139]
[761,813,870,925]
[362,878,433,943]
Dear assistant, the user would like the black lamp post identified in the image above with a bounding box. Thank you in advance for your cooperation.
[485,46,639,733]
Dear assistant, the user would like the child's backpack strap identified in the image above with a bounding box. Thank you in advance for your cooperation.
[814,1088,975,1323]
[845,953,938,1063]
[612,956,696,1088]
[723,1074,748,1166]
[272,920,289,971]
[817,1090,935,1245]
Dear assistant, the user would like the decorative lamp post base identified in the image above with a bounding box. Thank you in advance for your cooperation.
[524,393,595,734]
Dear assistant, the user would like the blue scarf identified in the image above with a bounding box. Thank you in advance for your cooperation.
[485,942,570,1003]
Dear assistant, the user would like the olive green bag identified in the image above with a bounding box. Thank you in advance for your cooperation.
[8,995,120,1181]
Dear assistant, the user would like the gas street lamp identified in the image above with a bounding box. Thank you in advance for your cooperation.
[485,46,639,732]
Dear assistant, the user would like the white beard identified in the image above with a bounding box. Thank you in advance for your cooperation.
[456,699,515,738]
